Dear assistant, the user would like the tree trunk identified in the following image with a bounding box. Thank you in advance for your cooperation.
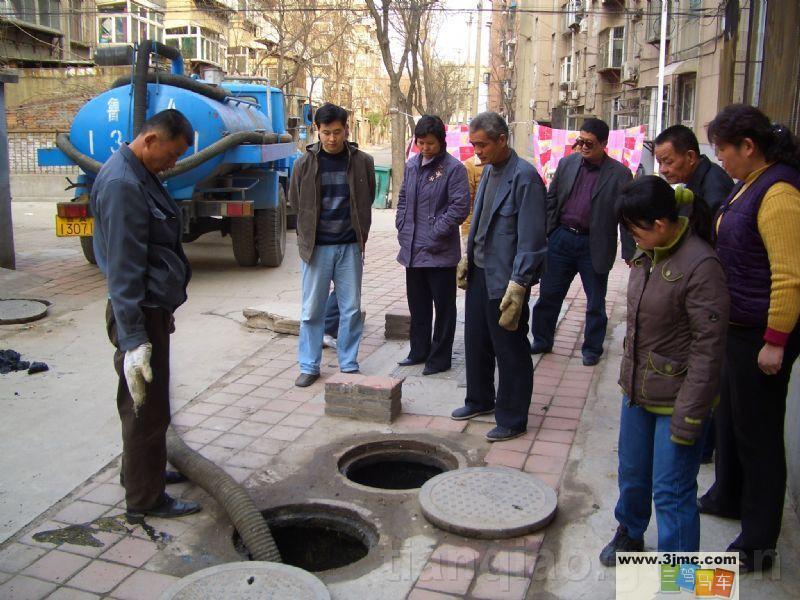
[389,86,407,205]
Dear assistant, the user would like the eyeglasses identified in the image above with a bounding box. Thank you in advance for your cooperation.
[574,138,596,150]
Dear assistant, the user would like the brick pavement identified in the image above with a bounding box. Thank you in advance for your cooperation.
[0,229,629,600]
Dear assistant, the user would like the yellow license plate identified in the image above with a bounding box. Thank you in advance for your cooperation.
[55,216,94,237]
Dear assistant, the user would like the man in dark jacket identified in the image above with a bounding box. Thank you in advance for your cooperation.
[655,124,734,216]
[91,109,200,519]
[531,118,633,366]
[450,112,548,442]
[290,103,375,387]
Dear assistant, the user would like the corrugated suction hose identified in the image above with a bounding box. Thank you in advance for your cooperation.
[166,426,281,562]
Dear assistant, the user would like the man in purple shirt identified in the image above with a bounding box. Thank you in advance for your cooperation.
[531,118,634,365]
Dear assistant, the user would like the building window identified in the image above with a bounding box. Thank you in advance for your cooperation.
[560,56,572,84]
[96,1,164,45]
[598,26,624,71]
[561,0,584,33]
[640,86,670,138]
[676,73,696,128]
[165,25,226,67]
[646,0,672,44]
[4,0,60,30]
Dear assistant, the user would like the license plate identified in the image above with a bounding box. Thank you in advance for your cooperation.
[55,216,94,237]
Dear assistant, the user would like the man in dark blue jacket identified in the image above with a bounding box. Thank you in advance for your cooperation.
[91,109,200,519]
[451,112,548,441]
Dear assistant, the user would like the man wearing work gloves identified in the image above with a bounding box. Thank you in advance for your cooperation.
[451,112,548,441]
[91,109,200,518]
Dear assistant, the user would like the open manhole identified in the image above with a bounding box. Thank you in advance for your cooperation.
[338,439,460,491]
[233,503,378,573]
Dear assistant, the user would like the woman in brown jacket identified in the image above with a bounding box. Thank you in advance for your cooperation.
[599,176,729,566]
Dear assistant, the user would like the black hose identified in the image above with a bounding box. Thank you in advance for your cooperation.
[111,72,229,104]
[57,130,293,177]
[132,42,150,138]
[166,427,281,563]
[159,131,294,179]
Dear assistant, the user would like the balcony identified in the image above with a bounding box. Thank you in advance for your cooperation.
[598,27,624,74]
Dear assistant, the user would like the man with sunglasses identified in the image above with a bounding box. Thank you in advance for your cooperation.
[531,118,634,366]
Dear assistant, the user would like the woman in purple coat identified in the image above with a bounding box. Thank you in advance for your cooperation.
[396,115,470,374]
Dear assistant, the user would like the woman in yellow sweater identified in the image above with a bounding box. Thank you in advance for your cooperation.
[699,104,800,573]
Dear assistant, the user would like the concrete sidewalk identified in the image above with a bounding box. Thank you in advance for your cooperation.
[1,207,798,599]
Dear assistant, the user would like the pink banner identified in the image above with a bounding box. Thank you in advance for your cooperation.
[407,125,475,162]
[530,122,646,186]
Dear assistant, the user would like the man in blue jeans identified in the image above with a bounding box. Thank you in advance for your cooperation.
[289,103,376,387]
[531,118,634,366]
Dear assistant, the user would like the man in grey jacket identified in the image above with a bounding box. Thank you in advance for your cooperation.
[451,112,548,442]
[531,118,633,366]
[290,103,375,387]
[91,109,200,519]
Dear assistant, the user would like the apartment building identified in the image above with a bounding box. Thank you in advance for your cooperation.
[1,0,97,65]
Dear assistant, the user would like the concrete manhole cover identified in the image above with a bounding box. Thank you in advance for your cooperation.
[0,299,49,324]
[419,466,557,539]
[159,561,330,600]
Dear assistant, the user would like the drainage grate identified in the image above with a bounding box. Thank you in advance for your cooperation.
[338,439,460,491]
[233,503,378,573]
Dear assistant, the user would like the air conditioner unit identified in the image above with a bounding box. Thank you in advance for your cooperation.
[617,115,635,128]
[559,90,568,103]
[622,65,639,82]
[569,90,579,101]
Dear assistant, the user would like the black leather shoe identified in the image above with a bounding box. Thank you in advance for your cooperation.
[127,494,201,519]
[582,354,600,366]
[451,405,494,421]
[599,525,644,567]
[730,547,776,573]
[398,357,425,366]
[531,342,552,355]
[295,373,319,387]
[422,365,449,376]
[697,496,740,519]
[485,426,526,442]
[120,470,187,487]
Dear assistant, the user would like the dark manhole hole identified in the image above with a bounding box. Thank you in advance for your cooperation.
[233,503,378,573]
[338,439,460,491]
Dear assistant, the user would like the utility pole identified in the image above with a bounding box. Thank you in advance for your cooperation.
[473,1,483,118]
[654,0,669,175]
[0,71,19,270]
[466,13,473,118]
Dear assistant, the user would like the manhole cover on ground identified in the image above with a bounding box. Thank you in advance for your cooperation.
[419,467,558,539]
[0,299,49,324]
[159,561,330,600]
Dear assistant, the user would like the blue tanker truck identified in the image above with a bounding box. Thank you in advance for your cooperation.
[37,41,299,267]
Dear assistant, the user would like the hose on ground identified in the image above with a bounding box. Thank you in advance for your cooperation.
[166,426,281,562]
[55,130,294,177]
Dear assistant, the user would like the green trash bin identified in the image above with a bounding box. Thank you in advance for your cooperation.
[373,165,392,208]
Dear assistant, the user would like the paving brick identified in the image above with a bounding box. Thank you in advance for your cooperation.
[407,589,460,599]
[59,531,125,559]
[179,427,223,445]
[222,383,257,396]
[415,561,474,596]
[100,537,159,567]
[235,374,270,386]
[265,425,306,442]
[81,484,125,506]
[265,398,303,412]
[54,501,110,525]
[279,413,319,428]
[534,428,575,444]
[294,401,326,415]
[0,544,48,572]
[169,412,207,428]
[325,373,403,423]
[181,401,220,416]
[21,549,90,583]
[216,406,253,420]
[523,454,567,474]
[470,573,531,599]
[203,392,240,405]
[551,395,586,408]
[47,588,101,599]
[530,440,571,458]
[544,406,582,420]
[226,450,273,469]
[234,395,270,409]
[250,409,288,424]
[222,465,251,483]
[0,574,57,599]
[484,448,527,469]
[213,433,256,450]
[488,436,532,453]
[198,415,240,432]
[392,414,433,428]
[541,416,579,431]
[246,385,284,400]
[489,550,536,577]
[110,569,180,600]
[228,421,272,437]
[198,444,237,464]
[427,417,467,433]
[247,437,288,455]
[67,560,134,594]
[429,544,482,568]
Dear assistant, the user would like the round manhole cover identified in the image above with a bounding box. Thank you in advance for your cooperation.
[159,562,330,600]
[0,299,49,324]
[419,467,557,539]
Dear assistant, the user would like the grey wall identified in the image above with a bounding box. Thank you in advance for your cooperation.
[787,363,800,516]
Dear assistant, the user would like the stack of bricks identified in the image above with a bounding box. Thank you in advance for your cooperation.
[384,309,411,339]
[325,373,403,423]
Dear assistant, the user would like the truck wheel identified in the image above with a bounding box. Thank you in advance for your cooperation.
[229,217,258,266]
[255,186,287,267]
[80,236,97,265]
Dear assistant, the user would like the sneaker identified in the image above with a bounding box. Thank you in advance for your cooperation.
[485,426,526,442]
[451,405,495,421]
[295,372,320,387]
[599,525,644,567]
[323,334,337,349]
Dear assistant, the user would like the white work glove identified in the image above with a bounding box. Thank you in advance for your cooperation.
[124,342,153,415]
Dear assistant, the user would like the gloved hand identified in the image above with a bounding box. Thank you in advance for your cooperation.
[124,342,153,415]
[498,281,527,331]
[456,256,469,290]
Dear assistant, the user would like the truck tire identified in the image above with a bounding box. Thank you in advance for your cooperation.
[229,217,258,267]
[80,236,97,265]
[255,186,287,267]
